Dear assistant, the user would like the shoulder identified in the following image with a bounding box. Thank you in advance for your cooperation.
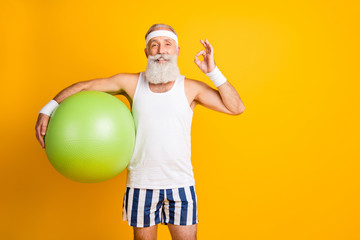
[184,77,212,94]
[108,72,141,98]
[184,77,214,104]
[109,72,140,88]
[184,77,206,88]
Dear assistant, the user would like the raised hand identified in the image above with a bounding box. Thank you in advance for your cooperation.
[194,39,216,74]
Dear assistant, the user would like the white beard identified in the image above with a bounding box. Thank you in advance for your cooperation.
[144,54,180,84]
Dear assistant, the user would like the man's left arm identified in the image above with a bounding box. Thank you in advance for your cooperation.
[194,39,245,115]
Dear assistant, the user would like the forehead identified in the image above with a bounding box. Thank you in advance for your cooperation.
[149,36,175,44]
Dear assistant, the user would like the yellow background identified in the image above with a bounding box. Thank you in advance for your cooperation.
[1,0,359,239]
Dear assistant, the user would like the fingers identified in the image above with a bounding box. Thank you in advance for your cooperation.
[194,56,201,67]
[35,127,45,148]
[41,124,47,136]
[206,39,214,55]
[200,39,208,53]
[35,114,49,149]
[200,39,214,55]
[195,50,206,57]
[194,50,206,66]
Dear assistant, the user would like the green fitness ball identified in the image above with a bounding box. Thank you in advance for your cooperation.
[44,91,135,183]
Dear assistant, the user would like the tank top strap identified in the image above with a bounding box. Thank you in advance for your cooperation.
[179,75,185,91]
[138,72,146,90]
[172,74,184,94]
[132,72,146,104]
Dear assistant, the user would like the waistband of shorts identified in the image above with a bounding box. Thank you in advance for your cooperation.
[125,183,196,190]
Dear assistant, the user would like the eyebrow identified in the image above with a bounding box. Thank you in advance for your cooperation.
[149,38,173,44]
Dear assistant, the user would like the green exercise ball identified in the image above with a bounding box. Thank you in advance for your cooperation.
[45,91,135,183]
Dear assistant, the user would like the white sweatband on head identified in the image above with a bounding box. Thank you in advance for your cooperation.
[39,99,59,116]
[205,66,227,87]
[146,30,178,47]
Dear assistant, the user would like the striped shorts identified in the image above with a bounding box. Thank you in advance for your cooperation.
[122,185,198,228]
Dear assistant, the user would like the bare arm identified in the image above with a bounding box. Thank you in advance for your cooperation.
[193,80,245,115]
[53,73,129,103]
[217,81,245,114]
[193,39,245,115]
[35,73,134,148]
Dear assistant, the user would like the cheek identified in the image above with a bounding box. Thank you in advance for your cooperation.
[170,47,177,55]
[149,49,157,55]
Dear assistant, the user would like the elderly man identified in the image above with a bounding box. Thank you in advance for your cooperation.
[35,23,245,240]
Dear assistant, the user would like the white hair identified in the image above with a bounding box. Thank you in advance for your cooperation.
[144,54,180,84]
[145,23,177,40]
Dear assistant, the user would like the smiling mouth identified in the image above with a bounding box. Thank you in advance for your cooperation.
[156,58,168,63]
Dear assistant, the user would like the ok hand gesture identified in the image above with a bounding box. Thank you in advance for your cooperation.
[194,39,216,74]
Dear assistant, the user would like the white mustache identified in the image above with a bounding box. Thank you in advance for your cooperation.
[145,54,180,84]
[149,54,172,61]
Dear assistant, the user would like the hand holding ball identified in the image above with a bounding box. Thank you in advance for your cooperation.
[44,91,135,183]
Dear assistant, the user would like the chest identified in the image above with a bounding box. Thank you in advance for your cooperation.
[148,81,197,111]
[134,78,193,117]
[148,82,175,93]
[132,90,193,124]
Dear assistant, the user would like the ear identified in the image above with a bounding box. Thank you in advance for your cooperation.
[177,46,180,57]
[144,48,148,58]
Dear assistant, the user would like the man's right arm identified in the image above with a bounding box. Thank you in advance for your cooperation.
[35,73,134,148]
[53,73,130,103]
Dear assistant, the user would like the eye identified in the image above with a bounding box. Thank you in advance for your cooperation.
[151,44,158,48]
[166,43,171,46]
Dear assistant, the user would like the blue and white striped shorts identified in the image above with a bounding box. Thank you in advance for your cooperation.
[122,185,199,227]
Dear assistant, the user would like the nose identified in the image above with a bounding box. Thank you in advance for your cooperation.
[158,44,167,54]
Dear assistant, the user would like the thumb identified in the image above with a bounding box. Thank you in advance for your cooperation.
[194,55,201,67]
[194,50,206,67]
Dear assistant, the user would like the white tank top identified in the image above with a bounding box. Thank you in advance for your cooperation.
[126,72,195,189]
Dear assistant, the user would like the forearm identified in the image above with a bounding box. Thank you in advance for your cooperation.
[217,81,245,114]
[53,81,89,104]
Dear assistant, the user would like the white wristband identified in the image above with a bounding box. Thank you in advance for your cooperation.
[39,99,59,116]
[205,66,227,87]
